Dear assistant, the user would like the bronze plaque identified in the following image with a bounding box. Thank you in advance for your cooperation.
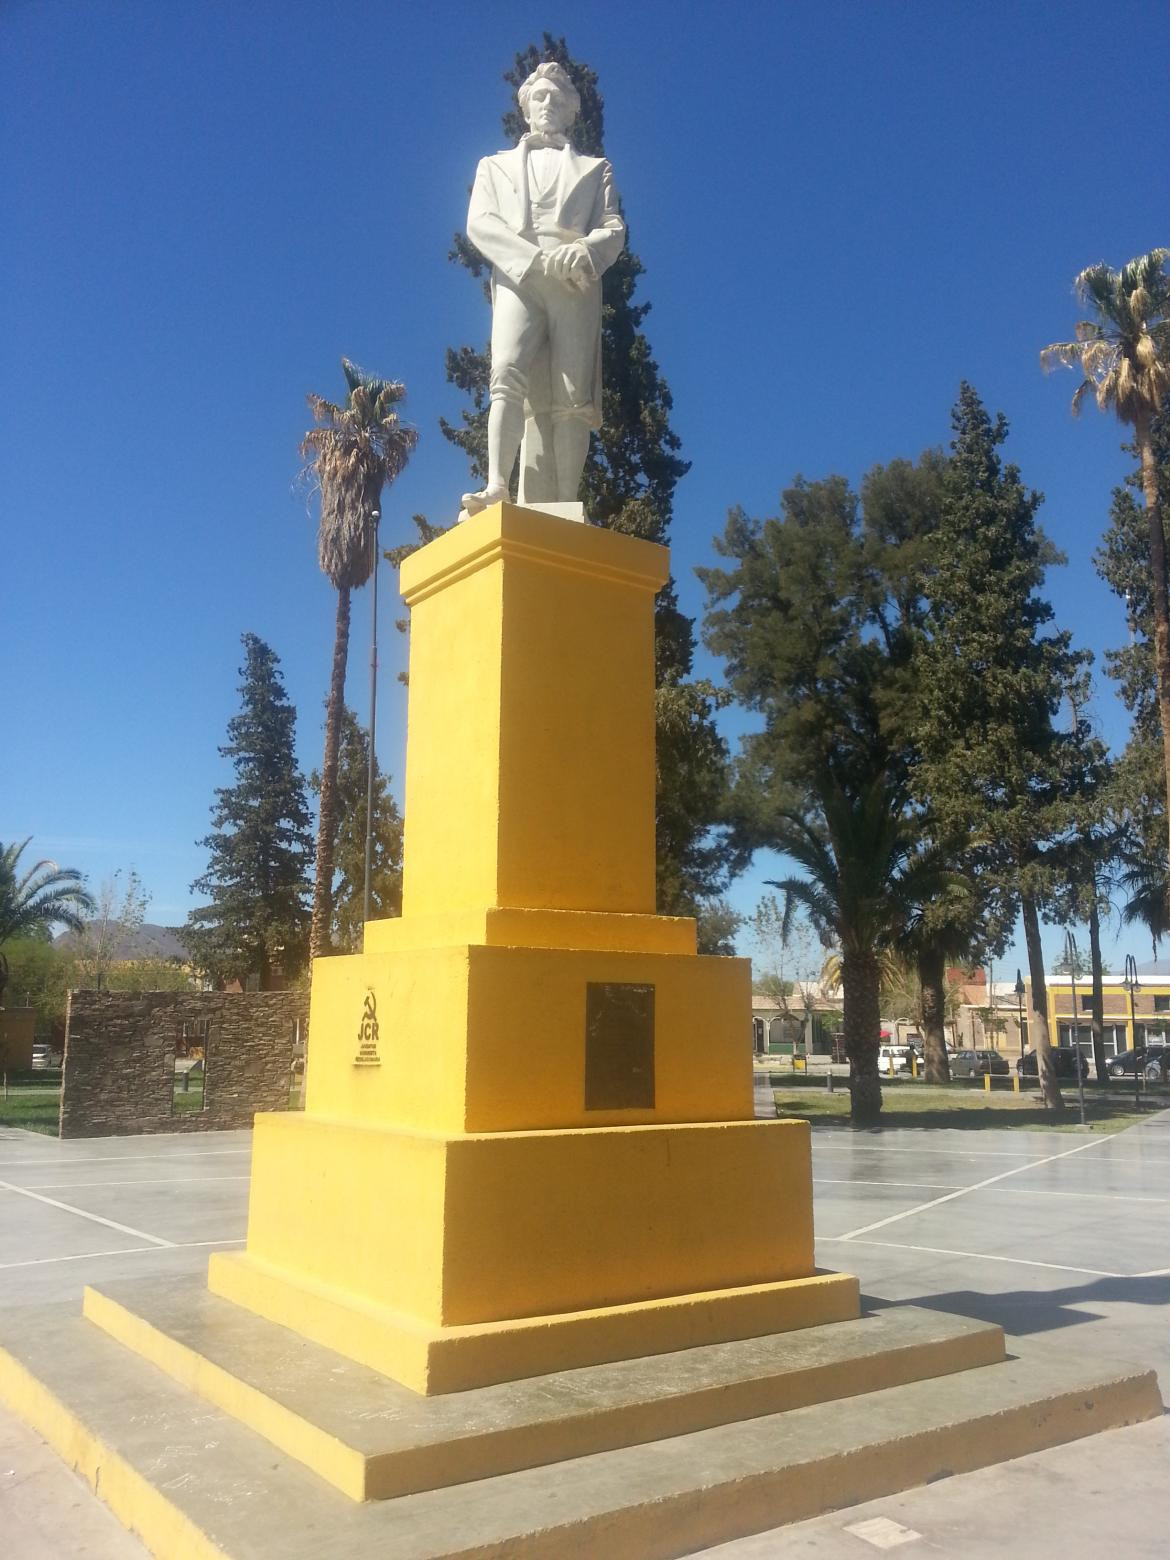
[585,982,655,1110]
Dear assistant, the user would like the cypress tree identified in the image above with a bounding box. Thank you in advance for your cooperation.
[186,635,313,989]
[910,384,1085,1110]
[1094,408,1170,940]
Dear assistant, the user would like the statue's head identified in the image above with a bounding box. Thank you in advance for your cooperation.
[518,61,580,138]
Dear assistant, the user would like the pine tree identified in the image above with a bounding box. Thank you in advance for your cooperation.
[431,35,735,936]
[310,707,403,952]
[910,384,1086,1110]
[186,635,313,989]
[1094,407,1170,941]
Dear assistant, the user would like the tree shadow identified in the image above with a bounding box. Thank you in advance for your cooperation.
[862,1272,1170,1341]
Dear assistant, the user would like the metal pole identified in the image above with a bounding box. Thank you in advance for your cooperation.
[1066,930,1086,1127]
[363,509,380,931]
[1124,953,1141,1112]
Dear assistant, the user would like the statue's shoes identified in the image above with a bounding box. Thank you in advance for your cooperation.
[459,485,508,519]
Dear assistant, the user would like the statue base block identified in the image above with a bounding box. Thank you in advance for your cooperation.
[204,1110,859,1394]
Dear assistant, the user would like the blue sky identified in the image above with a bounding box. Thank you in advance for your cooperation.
[3,0,1168,977]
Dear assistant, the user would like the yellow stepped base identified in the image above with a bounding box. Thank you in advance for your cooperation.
[82,1280,1004,1501]
[212,1111,857,1394]
[0,1303,1161,1558]
[208,1249,861,1396]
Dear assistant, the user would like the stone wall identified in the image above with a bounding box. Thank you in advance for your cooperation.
[60,990,308,1138]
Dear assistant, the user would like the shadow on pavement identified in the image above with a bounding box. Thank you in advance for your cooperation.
[862,1273,1170,1339]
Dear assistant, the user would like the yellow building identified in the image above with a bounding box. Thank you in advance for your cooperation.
[960,973,1168,1065]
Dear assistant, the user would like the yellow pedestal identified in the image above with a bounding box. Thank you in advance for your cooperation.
[211,503,859,1392]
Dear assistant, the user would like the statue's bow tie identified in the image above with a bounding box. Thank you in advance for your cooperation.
[523,132,568,151]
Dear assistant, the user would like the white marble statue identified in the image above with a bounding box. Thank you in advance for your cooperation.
[460,61,626,518]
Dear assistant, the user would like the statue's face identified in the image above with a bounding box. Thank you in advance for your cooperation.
[524,79,575,137]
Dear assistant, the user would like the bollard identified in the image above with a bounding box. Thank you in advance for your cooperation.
[827,1067,834,1093]
[983,1072,991,1093]
[1012,1074,1020,1094]
[911,1054,918,1079]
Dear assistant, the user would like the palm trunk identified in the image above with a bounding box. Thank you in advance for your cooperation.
[917,945,951,1083]
[841,948,882,1126]
[1088,890,1106,1086]
[310,586,351,962]
[1021,893,1064,1112]
[1136,409,1170,881]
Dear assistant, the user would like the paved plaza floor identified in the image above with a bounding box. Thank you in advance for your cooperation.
[1,1106,1167,1558]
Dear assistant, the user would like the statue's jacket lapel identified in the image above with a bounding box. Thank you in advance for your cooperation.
[468,145,620,287]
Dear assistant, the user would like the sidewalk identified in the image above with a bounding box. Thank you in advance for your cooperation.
[0,1111,1166,1557]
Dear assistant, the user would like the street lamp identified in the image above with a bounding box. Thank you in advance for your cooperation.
[1065,929,1087,1127]
[1122,953,1142,1112]
[363,508,381,931]
[1014,969,1026,1059]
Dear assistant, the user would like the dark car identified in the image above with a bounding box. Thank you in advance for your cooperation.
[1017,1046,1090,1080]
[951,1049,1011,1078]
[1107,1044,1168,1081]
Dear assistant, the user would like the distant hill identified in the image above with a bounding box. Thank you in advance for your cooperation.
[53,922,191,963]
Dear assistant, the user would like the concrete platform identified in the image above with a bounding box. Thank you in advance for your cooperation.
[0,1301,1160,1559]
[81,1277,1007,1500]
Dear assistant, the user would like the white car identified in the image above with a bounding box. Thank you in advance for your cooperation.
[878,1044,913,1074]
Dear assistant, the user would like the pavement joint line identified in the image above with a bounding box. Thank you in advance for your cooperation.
[813,1145,1058,1159]
[0,1237,245,1271]
[0,1149,252,1171]
[815,1179,968,1190]
[818,1235,1125,1278]
[0,1177,175,1248]
[16,1177,252,1190]
[968,1186,1167,1203]
[815,1177,1164,1203]
[833,1135,1109,1241]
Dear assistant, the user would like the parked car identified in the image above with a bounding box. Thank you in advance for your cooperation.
[1017,1046,1090,1080]
[950,1049,1010,1078]
[878,1044,914,1074]
[1107,1043,1168,1081]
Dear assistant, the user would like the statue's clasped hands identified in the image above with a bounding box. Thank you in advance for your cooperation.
[541,243,594,291]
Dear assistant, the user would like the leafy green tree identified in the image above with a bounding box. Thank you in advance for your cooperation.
[301,358,417,959]
[310,707,403,952]
[1043,250,1170,864]
[0,839,94,1008]
[433,34,734,922]
[186,635,314,989]
[701,475,933,1123]
[909,385,1085,1111]
[761,772,957,1123]
[890,870,986,1084]
[858,450,1001,1083]
[1094,407,1170,939]
[1045,678,1118,1084]
[0,937,73,1040]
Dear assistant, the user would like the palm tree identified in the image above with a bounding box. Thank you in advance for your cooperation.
[301,359,418,961]
[766,768,959,1125]
[1043,250,1170,868]
[892,885,981,1086]
[1120,853,1170,956]
[0,839,95,1006]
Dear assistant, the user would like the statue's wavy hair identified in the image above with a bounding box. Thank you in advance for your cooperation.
[517,61,580,124]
